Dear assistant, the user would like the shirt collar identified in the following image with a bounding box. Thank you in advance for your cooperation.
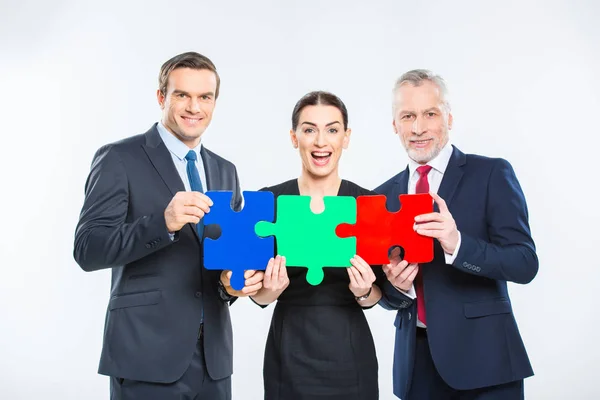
[408,140,454,178]
[157,121,203,161]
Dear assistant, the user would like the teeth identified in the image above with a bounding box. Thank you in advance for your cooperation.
[312,152,331,156]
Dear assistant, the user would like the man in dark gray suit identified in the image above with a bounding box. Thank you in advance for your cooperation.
[73,51,263,400]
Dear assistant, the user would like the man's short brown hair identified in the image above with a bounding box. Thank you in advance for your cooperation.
[158,52,220,98]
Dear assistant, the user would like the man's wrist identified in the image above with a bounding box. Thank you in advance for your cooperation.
[218,279,236,302]
[393,285,409,293]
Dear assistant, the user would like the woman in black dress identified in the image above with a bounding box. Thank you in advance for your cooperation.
[251,91,385,400]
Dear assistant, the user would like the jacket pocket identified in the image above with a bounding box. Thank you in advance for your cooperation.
[463,299,511,318]
[109,289,161,310]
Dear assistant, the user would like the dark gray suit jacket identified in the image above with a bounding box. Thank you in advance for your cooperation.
[73,123,242,383]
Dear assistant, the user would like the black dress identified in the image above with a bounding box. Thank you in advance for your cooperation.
[257,179,385,400]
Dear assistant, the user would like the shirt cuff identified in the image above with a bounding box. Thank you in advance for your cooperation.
[395,283,416,299]
[444,231,462,264]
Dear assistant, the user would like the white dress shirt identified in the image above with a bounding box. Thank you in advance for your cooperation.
[400,141,462,328]
[156,121,208,191]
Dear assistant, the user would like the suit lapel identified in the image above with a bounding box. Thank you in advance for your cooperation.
[200,146,220,190]
[436,146,466,212]
[142,124,186,196]
[394,167,410,196]
[142,124,201,244]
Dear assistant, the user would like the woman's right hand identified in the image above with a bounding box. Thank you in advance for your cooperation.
[263,255,289,291]
[251,255,289,305]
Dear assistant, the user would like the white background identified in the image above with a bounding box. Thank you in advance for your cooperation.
[1,0,598,399]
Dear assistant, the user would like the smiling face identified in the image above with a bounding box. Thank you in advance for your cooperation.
[290,104,351,180]
[157,67,217,148]
[393,80,453,164]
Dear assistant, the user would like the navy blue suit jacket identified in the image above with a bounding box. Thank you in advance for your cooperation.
[73,124,242,383]
[377,146,538,398]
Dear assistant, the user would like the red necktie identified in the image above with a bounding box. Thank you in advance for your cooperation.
[415,165,432,325]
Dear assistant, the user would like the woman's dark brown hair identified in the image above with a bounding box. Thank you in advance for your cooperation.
[291,91,349,131]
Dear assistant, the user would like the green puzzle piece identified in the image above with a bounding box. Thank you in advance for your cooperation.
[254,195,356,285]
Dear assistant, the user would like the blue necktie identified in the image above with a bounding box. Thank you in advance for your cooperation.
[185,150,206,327]
[185,150,204,238]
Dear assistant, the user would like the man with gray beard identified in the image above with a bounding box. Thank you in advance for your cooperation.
[377,69,538,400]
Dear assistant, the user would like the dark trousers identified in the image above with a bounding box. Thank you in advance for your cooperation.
[406,328,524,400]
[110,334,231,400]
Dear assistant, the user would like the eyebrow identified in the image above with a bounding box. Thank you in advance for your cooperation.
[398,108,440,115]
[301,121,341,127]
[172,90,215,97]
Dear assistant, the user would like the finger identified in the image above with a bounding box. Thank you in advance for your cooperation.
[384,264,401,281]
[389,246,402,260]
[347,267,359,287]
[195,192,214,207]
[221,270,232,285]
[382,264,394,279]
[415,212,444,223]
[348,266,366,287]
[407,265,419,282]
[400,265,419,286]
[271,256,281,281]
[351,256,376,282]
[188,198,211,214]
[413,222,445,231]
[414,228,444,238]
[244,269,257,278]
[242,282,263,294]
[183,205,205,219]
[388,260,410,277]
[430,192,448,213]
[185,191,214,207]
[278,256,288,281]
[352,255,371,269]
[245,271,264,286]
[349,256,369,274]
[263,258,274,285]
[399,263,418,282]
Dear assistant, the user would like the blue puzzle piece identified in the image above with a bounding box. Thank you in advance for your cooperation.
[203,190,275,290]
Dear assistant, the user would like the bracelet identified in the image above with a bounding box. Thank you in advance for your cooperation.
[355,287,372,301]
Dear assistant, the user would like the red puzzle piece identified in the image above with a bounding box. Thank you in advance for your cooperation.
[335,194,434,264]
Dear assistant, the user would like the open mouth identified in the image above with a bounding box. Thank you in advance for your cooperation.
[311,151,332,166]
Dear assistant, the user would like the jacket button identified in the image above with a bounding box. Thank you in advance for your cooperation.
[145,243,151,249]
[195,291,202,298]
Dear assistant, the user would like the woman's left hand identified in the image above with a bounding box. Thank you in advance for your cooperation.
[347,255,376,298]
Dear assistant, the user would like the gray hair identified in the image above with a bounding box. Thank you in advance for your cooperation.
[392,69,450,115]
